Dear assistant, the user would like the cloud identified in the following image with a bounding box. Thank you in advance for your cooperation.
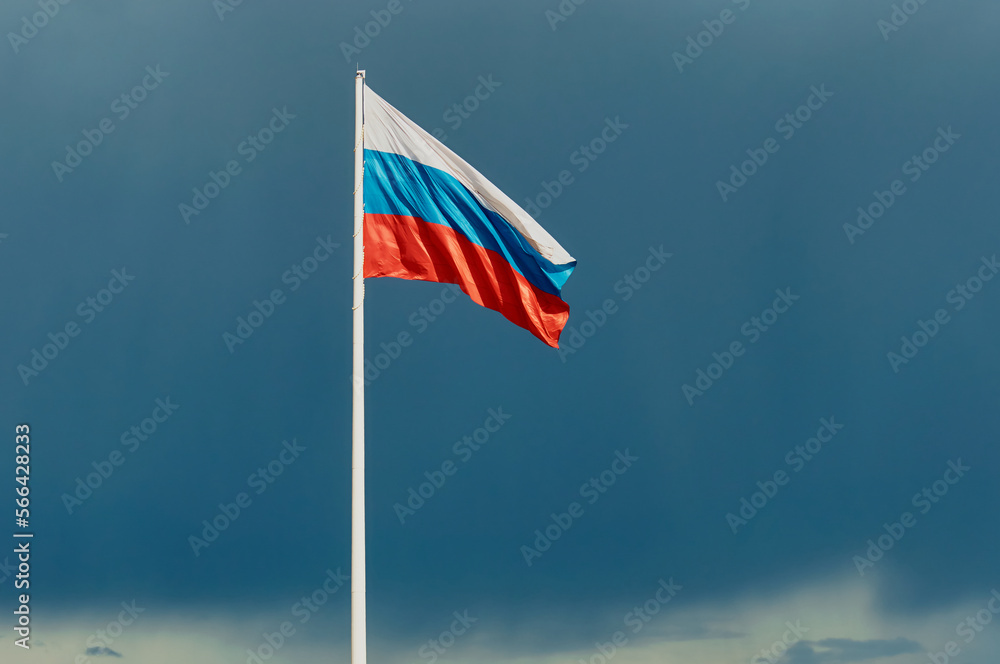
[780,637,922,664]
[84,647,123,658]
[642,622,746,642]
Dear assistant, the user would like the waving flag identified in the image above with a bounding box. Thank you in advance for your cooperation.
[361,86,576,347]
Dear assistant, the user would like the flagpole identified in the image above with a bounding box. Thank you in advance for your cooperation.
[351,69,367,664]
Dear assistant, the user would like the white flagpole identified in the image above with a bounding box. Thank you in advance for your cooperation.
[351,69,367,664]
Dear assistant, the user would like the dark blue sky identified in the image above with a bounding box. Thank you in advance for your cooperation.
[2,1,999,663]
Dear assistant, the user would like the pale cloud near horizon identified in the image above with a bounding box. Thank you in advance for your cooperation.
[10,572,997,664]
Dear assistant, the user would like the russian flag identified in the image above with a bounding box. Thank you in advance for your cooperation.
[362,86,576,348]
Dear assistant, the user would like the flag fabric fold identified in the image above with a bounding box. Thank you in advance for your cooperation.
[362,86,576,347]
